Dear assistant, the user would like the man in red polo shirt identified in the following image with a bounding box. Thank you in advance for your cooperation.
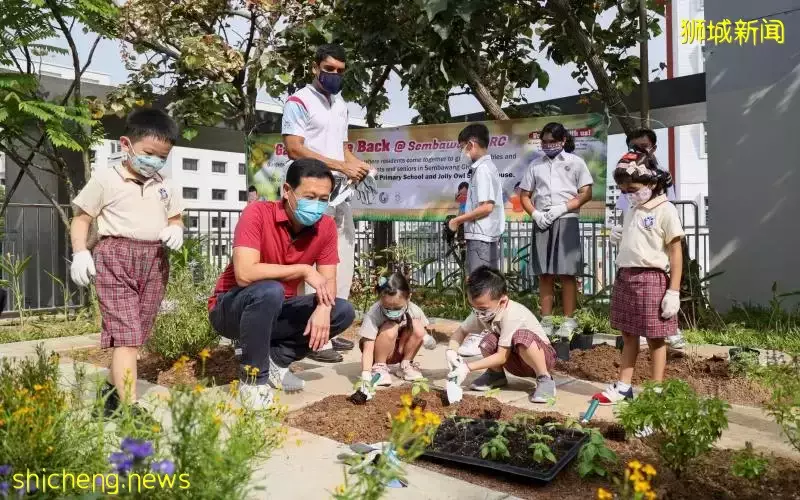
[209,159,355,409]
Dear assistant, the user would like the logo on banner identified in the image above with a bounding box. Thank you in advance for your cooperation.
[379,192,389,204]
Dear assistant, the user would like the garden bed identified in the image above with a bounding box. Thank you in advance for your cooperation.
[288,387,800,500]
[554,344,771,406]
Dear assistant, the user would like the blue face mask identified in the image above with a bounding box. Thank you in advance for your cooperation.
[542,145,563,159]
[317,71,343,95]
[381,307,406,321]
[127,146,166,178]
[291,195,328,226]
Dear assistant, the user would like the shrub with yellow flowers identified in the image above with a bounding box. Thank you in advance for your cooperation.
[596,460,658,500]
[332,392,441,500]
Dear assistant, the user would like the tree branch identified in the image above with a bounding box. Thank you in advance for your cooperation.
[365,65,393,128]
[457,61,510,120]
[3,149,71,229]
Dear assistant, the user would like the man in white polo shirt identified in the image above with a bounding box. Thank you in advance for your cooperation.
[282,43,371,363]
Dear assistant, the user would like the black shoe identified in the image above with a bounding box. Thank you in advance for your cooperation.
[95,381,121,419]
[331,337,354,351]
[307,349,343,363]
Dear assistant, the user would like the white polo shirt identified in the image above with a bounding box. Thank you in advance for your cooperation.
[616,195,684,271]
[464,155,505,243]
[281,84,349,163]
[519,151,594,218]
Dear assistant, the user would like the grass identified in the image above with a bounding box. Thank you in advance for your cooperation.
[0,316,97,344]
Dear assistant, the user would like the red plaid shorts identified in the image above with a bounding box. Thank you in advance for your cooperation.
[479,329,556,378]
[611,268,678,338]
[94,237,169,348]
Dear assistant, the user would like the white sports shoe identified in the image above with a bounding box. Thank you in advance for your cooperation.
[666,331,686,349]
[371,363,393,386]
[237,383,274,411]
[457,333,485,357]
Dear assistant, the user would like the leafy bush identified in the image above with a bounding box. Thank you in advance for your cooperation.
[617,380,729,476]
[576,429,618,478]
[148,266,219,361]
[730,442,768,480]
[763,361,800,453]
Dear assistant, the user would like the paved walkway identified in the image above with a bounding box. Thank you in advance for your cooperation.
[2,329,798,499]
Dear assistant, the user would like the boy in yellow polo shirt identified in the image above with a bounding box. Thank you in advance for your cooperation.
[70,108,184,417]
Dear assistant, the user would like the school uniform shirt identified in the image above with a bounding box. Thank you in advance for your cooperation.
[616,194,685,271]
[281,84,349,163]
[464,155,505,242]
[72,164,182,242]
[359,301,429,340]
[519,151,593,217]
[459,299,550,348]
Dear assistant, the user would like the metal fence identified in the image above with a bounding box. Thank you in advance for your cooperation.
[1,201,709,314]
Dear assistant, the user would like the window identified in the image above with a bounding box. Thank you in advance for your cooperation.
[182,158,198,171]
[212,161,226,174]
[238,163,246,175]
[213,245,228,257]
[239,190,247,202]
[211,216,227,229]
[704,196,710,224]
[211,189,226,200]
[186,216,199,229]
[109,141,121,154]
[183,187,198,200]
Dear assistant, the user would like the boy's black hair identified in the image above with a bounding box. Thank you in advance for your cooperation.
[540,122,575,153]
[315,44,346,65]
[247,185,257,192]
[124,108,179,145]
[285,158,335,190]
[612,150,672,195]
[375,272,411,298]
[457,182,469,191]
[467,266,507,300]
[626,128,657,147]
[457,123,490,149]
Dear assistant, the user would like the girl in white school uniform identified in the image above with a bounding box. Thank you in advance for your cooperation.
[519,123,593,338]
[593,151,683,404]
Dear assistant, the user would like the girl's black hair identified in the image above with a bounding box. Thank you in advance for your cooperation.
[540,122,575,153]
[375,272,411,298]
[612,151,672,195]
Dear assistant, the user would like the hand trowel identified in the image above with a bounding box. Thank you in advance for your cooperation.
[445,375,463,405]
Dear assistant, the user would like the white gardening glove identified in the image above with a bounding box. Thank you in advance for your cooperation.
[447,363,470,386]
[544,203,568,224]
[532,210,551,231]
[159,225,184,251]
[610,225,623,245]
[445,349,463,371]
[661,290,681,319]
[70,250,96,287]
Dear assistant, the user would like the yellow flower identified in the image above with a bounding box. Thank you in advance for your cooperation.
[633,480,651,493]
[249,367,259,377]
[152,425,161,433]
[229,380,240,396]
[335,484,345,495]
[199,348,211,360]
[135,99,145,106]
[243,364,252,374]
[596,488,614,500]
[629,470,644,483]
[421,435,431,445]
[425,412,441,426]
[46,446,53,455]
[642,464,657,478]
[400,394,412,407]
[412,406,423,418]
[193,384,204,394]
[644,491,656,500]
[394,407,410,424]
[212,415,222,426]
[628,460,642,471]
[33,384,44,391]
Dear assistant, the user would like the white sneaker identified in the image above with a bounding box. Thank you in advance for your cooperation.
[371,363,393,386]
[554,318,578,339]
[457,333,485,357]
[422,333,437,350]
[237,383,274,410]
[398,361,424,381]
[666,331,686,349]
[540,316,555,338]
[267,357,305,392]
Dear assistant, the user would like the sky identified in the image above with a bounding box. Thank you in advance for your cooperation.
[39,10,668,127]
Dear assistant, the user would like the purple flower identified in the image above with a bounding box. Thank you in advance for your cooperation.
[0,481,9,496]
[0,466,10,477]
[109,452,134,474]
[120,438,153,461]
[150,460,175,475]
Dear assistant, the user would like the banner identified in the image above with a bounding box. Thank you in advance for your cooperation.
[246,113,608,222]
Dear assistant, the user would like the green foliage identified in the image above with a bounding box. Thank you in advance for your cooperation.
[0,253,31,332]
[617,380,729,476]
[147,266,219,361]
[730,442,768,480]
[576,429,618,478]
[480,433,510,461]
[410,378,430,397]
[762,361,800,453]
[526,425,556,464]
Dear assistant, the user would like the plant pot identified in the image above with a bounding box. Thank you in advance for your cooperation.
[615,336,625,351]
[570,333,594,351]
[553,340,570,361]
[729,347,759,360]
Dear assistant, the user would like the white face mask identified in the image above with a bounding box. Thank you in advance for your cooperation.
[460,142,473,165]
[626,187,653,207]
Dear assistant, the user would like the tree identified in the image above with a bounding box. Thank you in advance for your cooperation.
[0,0,117,229]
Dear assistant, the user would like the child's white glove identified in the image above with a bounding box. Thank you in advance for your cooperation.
[661,290,681,319]
[159,225,184,251]
[445,349,463,371]
[447,363,470,386]
[610,225,623,245]
[544,203,568,224]
[70,250,96,287]
[532,210,551,231]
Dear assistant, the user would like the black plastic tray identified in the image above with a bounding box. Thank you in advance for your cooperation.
[422,423,589,483]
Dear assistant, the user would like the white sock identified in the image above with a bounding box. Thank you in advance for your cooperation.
[616,381,631,393]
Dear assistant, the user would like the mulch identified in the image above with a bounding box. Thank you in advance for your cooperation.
[554,344,772,406]
[288,387,800,500]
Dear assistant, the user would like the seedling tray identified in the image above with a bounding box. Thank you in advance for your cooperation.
[422,417,589,483]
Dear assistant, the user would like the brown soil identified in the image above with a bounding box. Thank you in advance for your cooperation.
[555,345,771,406]
[289,387,800,500]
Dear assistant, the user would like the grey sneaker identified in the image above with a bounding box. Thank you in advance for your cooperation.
[470,370,508,391]
[666,332,686,349]
[540,316,555,338]
[530,375,556,404]
[267,357,305,392]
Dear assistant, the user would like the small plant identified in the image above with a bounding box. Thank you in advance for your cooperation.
[763,361,800,453]
[410,377,430,397]
[45,269,78,321]
[526,425,556,464]
[617,380,730,476]
[730,442,768,479]
[484,387,502,399]
[577,429,618,478]
[480,433,510,461]
[0,253,31,332]
[729,349,760,377]
[597,460,658,500]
